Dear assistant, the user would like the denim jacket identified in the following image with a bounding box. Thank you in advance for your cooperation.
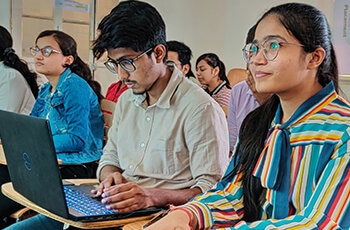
[31,68,104,164]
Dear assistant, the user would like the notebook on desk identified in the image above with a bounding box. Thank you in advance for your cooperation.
[0,110,162,222]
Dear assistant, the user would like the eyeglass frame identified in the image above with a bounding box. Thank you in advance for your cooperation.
[29,46,61,57]
[242,38,304,64]
[104,47,153,74]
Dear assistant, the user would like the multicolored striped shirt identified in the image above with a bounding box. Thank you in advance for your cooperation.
[182,82,350,229]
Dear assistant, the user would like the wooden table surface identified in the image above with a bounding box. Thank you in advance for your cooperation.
[0,144,6,165]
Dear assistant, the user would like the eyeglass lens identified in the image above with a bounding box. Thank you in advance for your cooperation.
[104,47,152,74]
[30,47,58,57]
[243,39,280,63]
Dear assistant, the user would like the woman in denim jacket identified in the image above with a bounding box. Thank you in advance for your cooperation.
[30,30,104,179]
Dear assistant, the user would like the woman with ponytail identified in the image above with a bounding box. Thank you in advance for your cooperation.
[196,53,231,108]
[29,30,104,179]
[0,26,38,114]
[0,26,40,228]
[146,3,350,229]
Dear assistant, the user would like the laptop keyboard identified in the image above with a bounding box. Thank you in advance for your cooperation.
[64,186,115,215]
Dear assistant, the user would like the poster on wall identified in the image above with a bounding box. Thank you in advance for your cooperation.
[54,0,89,13]
[333,0,350,76]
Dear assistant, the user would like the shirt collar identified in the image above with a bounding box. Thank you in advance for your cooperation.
[132,66,184,109]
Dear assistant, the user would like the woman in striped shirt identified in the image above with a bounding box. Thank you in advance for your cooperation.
[145,2,350,229]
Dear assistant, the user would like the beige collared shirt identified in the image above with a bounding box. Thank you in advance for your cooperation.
[97,67,229,192]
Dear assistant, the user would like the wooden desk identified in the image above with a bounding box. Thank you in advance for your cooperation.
[1,179,159,229]
[123,220,150,230]
[0,144,6,165]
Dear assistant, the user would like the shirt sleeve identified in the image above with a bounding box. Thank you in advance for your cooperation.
[184,101,230,192]
[228,87,238,153]
[52,79,92,153]
[182,156,245,228]
[180,146,350,229]
[0,71,29,113]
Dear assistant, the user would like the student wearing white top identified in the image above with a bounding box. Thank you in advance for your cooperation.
[0,26,38,115]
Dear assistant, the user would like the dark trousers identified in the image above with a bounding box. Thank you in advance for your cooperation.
[59,161,99,179]
[0,165,23,228]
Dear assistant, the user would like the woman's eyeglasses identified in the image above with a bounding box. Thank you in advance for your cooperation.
[29,46,61,57]
[242,38,304,64]
[104,47,153,74]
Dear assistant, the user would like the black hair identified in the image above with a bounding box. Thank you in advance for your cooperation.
[196,53,231,89]
[232,3,338,222]
[166,40,194,77]
[92,0,166,61]
[36,30,103,102]
[0,26,39,98]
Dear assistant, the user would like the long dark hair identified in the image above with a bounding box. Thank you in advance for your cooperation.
[196,53,231,89]
[232,3,338,221]
[36,30,103,101]
[0,26,39,98]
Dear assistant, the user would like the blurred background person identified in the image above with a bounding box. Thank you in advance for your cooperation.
[0,25,39,229]
[167,40,200,86]
[196,53,231,110]
[228,25,272,153]
[0,26,38,114]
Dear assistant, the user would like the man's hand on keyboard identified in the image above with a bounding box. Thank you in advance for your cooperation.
[91,171,127,198]
[99,181,154,213]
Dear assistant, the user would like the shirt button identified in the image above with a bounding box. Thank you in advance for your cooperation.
[140,142,145,148]
[146,116,151,122]
[129,164,134,169]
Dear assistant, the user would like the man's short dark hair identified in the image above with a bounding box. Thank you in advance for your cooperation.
[92,0,166,60]
[166,40,192,66]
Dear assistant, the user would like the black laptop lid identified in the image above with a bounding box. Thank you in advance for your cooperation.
[0,110,69,218]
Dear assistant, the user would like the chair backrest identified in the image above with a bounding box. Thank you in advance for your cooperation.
[227,68,247,87]
[100,99,116,144]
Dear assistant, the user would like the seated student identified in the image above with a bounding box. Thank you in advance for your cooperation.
[196,53,231,108]
[228,73,272,153]
[105,79,128,103]
[4,1,229,229]
[0,26,38,114]
[145,3,350,229]
[29,30,104,179]
[166,40,200,86]
[228,25,272,153]
[0,26,40,228]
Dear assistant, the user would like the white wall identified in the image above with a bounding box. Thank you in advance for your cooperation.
[139,0,350,98]
[144,0,333,70]
[2,0,348,97]
[0,0,11,31]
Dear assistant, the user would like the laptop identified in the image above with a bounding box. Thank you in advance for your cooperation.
[0,110,162,222]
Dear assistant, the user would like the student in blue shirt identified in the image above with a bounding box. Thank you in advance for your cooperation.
[29,30,104,179]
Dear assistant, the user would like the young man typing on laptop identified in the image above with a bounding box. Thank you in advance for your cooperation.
[5,0,229,229]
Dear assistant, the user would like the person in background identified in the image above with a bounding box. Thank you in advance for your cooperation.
[0,25,39,229]
[0,26,38,114]
[228,25,272,153]
[145,2,350,229]
[5,1,229,229]
[29,30,104,178]
[166,40,200,86]
[105,79,128,103]
[196,53,231,109]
